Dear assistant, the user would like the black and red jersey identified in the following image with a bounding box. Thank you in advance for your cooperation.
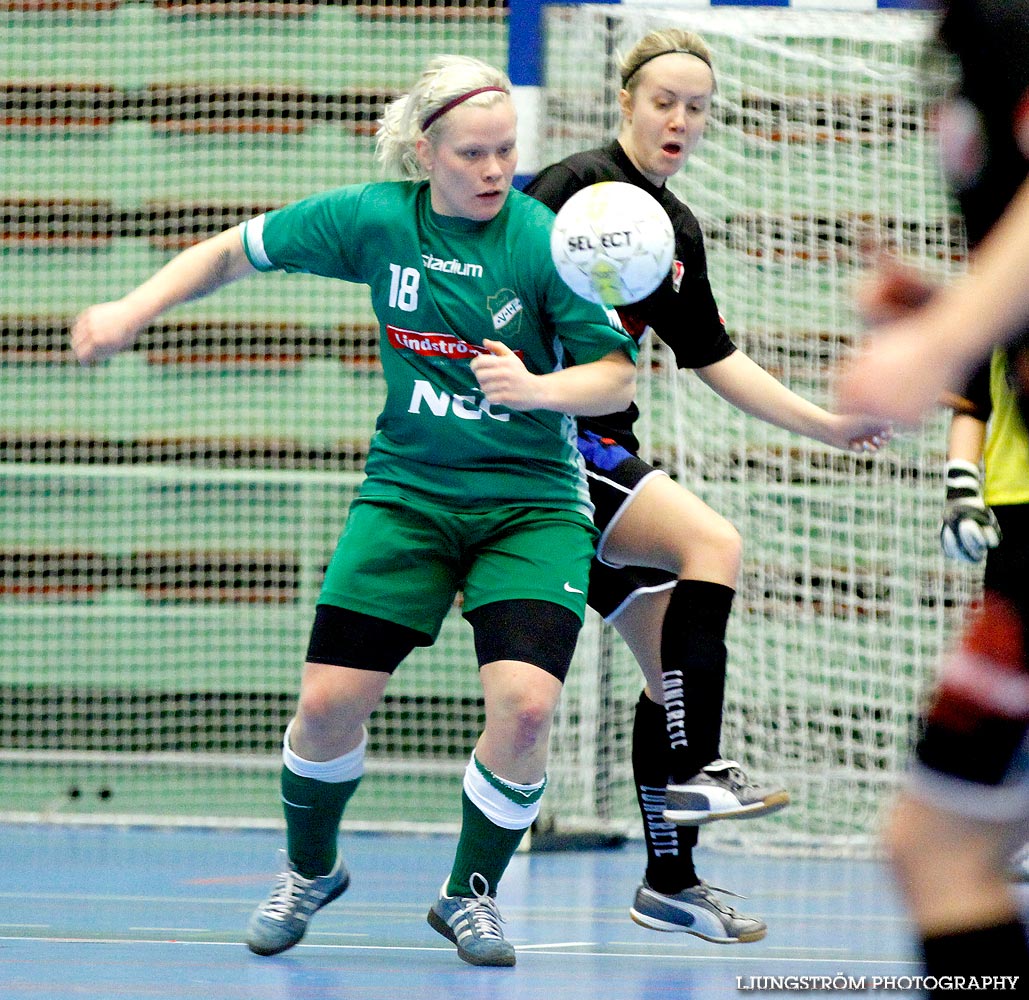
[525,140,736,451]
[938,0,1029,421]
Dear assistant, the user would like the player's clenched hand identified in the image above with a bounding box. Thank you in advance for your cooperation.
[855,255,936,326]
[71,301,144,365]
[471,339,542,410]
[823,413,893,453]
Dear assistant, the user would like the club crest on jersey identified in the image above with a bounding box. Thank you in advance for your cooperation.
[671,259,684,293]
[488,289,524,335]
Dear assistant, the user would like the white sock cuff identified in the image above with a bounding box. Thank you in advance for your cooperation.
[282,719,367,783]
[463,751,545,831]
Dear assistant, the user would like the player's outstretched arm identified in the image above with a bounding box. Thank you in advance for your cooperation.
[471,340,635,416]
[695,350,891,452]
[71,227,256,366]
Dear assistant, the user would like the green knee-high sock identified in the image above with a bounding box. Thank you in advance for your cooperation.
[281,765,361,877]
[447,790,527,897]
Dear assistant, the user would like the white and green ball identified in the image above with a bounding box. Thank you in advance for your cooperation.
[550,181,674,307]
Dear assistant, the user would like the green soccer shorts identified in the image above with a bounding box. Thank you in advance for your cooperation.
[317,496,598,640]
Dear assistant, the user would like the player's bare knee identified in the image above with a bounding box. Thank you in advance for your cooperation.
[513,698,555,741]
[293,690,355,753]
[718,520,743,573]
[679,517,742,581]
[883,796,953,879]
[491,695,555,754]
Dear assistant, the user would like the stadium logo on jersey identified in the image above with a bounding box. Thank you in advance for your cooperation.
[488,289,523,335]
[671,259,684,293]
[421,252,484,277]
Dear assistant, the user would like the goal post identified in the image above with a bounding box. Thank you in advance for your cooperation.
[0,0,981,856]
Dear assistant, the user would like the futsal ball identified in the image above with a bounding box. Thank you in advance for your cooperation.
[550,181,674,307]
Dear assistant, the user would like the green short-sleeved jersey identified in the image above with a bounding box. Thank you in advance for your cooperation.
[241,181,636,515]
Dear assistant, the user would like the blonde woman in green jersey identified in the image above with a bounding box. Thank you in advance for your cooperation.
[71,54,637,968]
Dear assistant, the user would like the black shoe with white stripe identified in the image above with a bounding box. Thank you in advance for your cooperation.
[664,759,790,826]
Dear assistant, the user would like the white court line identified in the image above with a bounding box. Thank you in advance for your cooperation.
[769,946,855,953]
[0,934,925,966]
[0,891,426,916]
[130,926,219,933]
[307,931,370,939]
[517,941,595,951]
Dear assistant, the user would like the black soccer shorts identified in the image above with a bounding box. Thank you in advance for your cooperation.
[578,430,677,622]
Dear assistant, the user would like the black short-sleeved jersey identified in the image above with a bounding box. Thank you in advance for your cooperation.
[525,141,736,451]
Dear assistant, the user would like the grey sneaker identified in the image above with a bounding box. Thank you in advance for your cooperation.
[245,850,350,956]
[630,879,767,943]
[664,759,789,826]
[426,872,516,967]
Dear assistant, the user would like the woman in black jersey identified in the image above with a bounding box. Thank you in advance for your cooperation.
[838,1,1029,988]
[526,27,890,942]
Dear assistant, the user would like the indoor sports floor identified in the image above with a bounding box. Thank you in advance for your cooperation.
[0,821,988,1000]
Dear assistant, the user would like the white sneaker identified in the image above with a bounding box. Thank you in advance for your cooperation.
[664,759,789,826]
[630,879,767,943]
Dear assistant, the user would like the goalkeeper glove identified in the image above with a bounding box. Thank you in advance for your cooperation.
[940,459,1001,563]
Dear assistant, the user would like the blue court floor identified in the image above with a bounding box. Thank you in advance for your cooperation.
[0,822,944,1000]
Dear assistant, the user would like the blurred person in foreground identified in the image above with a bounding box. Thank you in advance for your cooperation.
[836,1,1029,991]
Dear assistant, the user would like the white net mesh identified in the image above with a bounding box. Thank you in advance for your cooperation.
[536,4,978,855]
[0,0,507,828]
[0,2,980,854]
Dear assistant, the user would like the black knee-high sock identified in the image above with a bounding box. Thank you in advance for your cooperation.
[661,580,735,785]
[633,690,699,893]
